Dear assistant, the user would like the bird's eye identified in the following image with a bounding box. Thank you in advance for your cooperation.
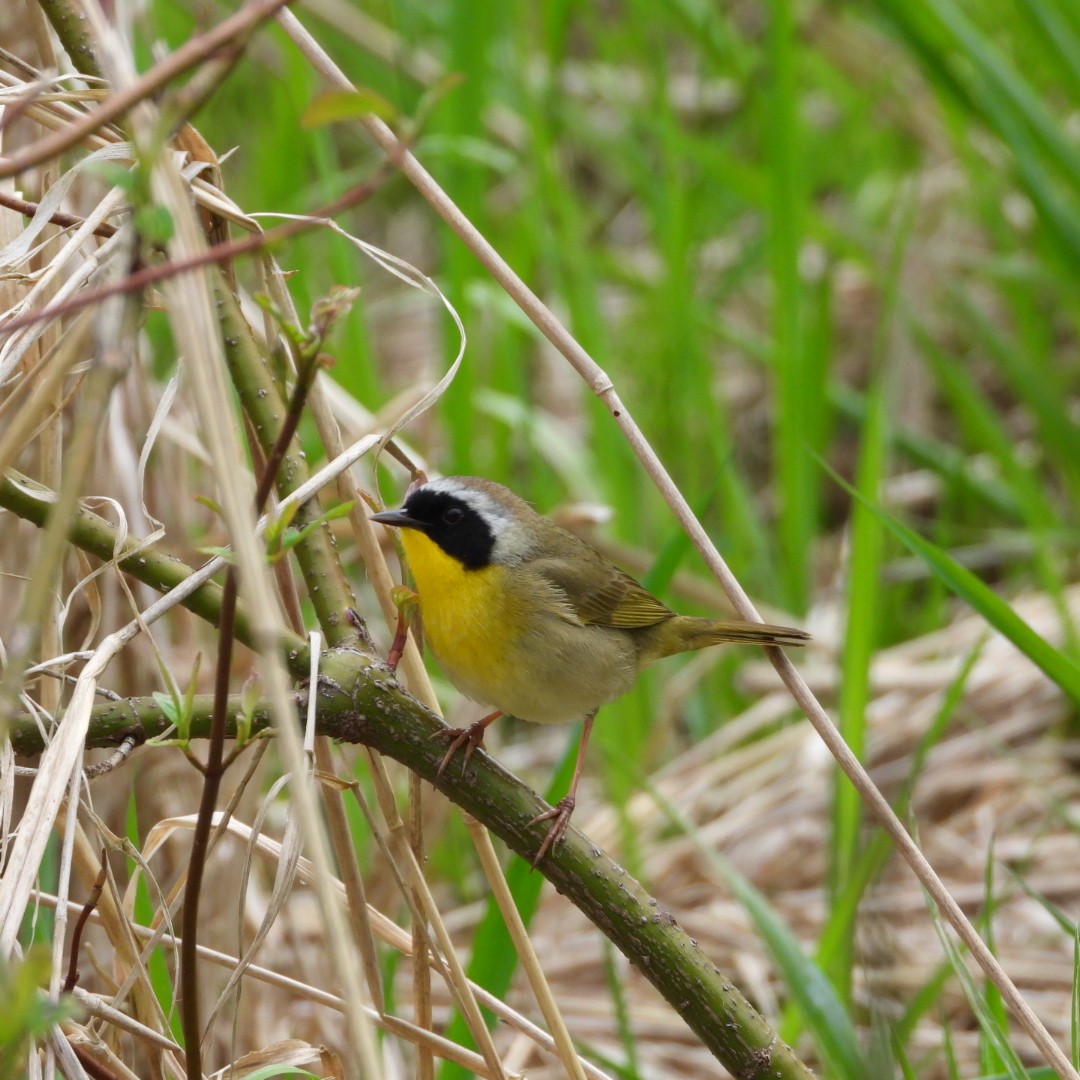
[443,506,464,525]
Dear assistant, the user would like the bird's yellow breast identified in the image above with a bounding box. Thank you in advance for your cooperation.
[399,528,528,708]
[398,527,641,723]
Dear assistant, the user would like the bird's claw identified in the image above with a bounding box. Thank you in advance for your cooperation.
[432,721,488,779]
[529,795,576,868]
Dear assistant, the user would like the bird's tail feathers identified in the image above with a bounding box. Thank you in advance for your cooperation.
[653,616,810,659]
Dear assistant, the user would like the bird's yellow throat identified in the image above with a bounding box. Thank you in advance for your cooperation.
[398,526,477,605]
[397,528,522,687]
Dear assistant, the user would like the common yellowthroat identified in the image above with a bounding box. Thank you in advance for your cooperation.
[371,476,809,864]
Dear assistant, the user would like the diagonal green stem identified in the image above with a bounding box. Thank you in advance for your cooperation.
[0,470,309,670]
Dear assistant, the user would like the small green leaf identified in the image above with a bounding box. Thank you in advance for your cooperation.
[151,688,190,742]
[194,494,224,518]
[151,691,180,726]
[134,203,175,244]
[301,88,398,128]
[311,286,361,338]
[321,500,354,523]
[265,500,301,548]
[276,502,354,555]
[88,161,138,192]
[390,585,419,613]
[196,545,235,562]
[255,293,308,347]
[0,951,80,1075]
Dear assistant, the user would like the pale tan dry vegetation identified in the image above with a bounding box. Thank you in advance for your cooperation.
[2,3,1079,1080]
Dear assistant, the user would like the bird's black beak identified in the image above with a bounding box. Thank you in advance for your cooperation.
[370,508,422,530]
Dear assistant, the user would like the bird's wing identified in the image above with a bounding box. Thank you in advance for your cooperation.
[529,555,674,629]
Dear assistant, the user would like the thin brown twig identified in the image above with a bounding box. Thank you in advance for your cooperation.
[256,351,326,512]
[0,164,396,340]
[62,849,107,993]
[179,569,237,1080]
[70,1042,122,1080]
[0,0,295,180]
[0,188,119,239]
[0,77,48,135]
[82,734,140,779]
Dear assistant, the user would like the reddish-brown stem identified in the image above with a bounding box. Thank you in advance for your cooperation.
[0,190,116,238]
[178,308,334,1080]
[0,166,395,341]
[0,0,295,180]
[62,850,107,993]
[70,1042,122,1080]
[179,568,237,1080]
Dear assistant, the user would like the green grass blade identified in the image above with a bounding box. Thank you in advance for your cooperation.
[651,786,870,1078]
[768,0,816,612]
[875,0,1080,266]
[897,961,954,1046]
[819,638,985,996]
[928,902,1029,1080]
[978,839,1009,1075]
[1074,925,1080,1069]
[708,854,868,1078]
[830,383,1022,521]
[828,368,886,1003]
[891,1028,918,1080]
[821,460,1080,704]
[128,788,179,1041]
[1016,0,1080,98]
[943,1007,962,1080]
[913,323,1060,531]
[1005,866,1077,937]
[978,1071,1056,1080]
[437,734,578,1080]
[828,193,912,1002]
[602,936,643,1077]
[957,291,1080,514]
[924,0,1080,186]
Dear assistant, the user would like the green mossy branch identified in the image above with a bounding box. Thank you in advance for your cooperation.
[217,287,357,647]
[8,649,812,1080]
[38,0,104,80]
[0,469,309,670]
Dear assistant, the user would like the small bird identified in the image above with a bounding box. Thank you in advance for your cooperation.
[371,476,809,864]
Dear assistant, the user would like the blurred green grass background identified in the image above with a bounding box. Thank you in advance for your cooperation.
[143,0,1080,1074]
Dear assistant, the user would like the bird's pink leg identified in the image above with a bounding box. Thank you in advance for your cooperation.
[529,708,598,867]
